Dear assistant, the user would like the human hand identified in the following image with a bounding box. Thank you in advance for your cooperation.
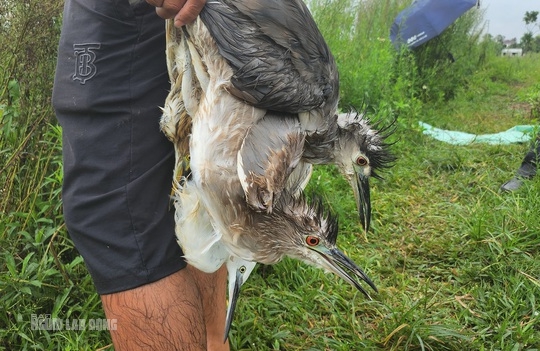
[146,0,206,27]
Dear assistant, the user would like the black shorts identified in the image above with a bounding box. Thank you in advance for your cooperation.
[52,0,186,294]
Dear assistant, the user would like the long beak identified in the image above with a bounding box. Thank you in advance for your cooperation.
[223,261,256,342]
[223,267,244,343]
[352,173,371,232]
[312,247,378,300]
[311,247,377,299]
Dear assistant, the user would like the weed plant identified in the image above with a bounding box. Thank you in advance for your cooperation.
[1,0,540,350]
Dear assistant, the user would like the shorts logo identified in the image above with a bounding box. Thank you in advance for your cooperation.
[73,43,101,84]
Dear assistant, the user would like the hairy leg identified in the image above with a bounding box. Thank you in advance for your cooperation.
[187,264,230,351]
[101,269,206,351]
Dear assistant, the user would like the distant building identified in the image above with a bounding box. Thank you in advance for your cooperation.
[503,38,517,47]
[501,48,523,56]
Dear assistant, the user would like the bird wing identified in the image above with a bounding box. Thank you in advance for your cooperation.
[237,112,305,213]
[161,21,195,194]
[200,0,338,113]
[285,161,313,197]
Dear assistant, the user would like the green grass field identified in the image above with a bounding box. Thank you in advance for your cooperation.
[1,0,540,349]
[225,55,540,350]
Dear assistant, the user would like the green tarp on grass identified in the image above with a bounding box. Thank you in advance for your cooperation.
[419,122,537,145]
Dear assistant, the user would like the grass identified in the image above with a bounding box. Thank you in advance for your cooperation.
[2,0,540,349]
[227,55,540,350]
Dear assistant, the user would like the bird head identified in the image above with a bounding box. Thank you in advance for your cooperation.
[252,193,377,299]
[334,112,395,232]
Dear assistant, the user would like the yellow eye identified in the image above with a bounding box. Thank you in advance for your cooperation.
[356,156,368,166]
[239,266,246,274]
[306,236,320,246]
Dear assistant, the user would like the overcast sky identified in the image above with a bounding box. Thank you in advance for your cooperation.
[480,0,539,40]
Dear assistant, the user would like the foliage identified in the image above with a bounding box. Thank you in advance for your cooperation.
[519,10,540,53]
[2,0,540,350]
[518,83,540,120]
[524,10,539,32]
[310,0,420,125]
[0,0,111,349]
[407,9,488,103]
[312,0,493,124]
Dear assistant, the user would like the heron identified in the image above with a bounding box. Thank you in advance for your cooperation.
[161,21,260,340]
[237,109,395,232]
[161,18,268,341]
[164,0,394,233]
[160,7,378,341]
[198,0,395,232]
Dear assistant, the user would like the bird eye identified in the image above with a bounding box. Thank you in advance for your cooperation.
[306,236,320,246]
[239,266,246,274]
[356,156,368,166]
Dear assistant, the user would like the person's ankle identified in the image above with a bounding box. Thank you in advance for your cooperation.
[516,163,537,179]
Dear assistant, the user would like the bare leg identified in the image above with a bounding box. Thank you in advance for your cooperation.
[188,264,230,351]
[101,269,206,351]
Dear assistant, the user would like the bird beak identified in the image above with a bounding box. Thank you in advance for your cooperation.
[223,267,244,343]
[310,246,377,299]
[352,173,371,232]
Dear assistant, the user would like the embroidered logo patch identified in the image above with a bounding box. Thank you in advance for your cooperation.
[72,43,101,84]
